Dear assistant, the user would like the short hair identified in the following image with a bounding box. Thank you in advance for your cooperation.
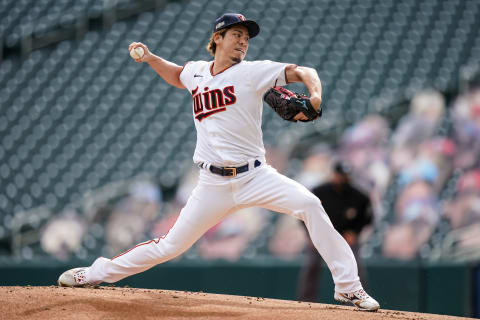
[206,28,228,56]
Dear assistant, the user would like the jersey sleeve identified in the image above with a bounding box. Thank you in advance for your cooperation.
[247,60,289,94]
[179,61,195,91]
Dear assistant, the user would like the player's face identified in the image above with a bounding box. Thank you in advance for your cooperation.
[332,172,348,186]
[218,26,249,63]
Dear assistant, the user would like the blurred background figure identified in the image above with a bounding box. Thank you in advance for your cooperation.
[390,90,446,174]
[383,179,440,260]
[268,214,308,260]
[197,207,267,261]
[451,89,480,170]
[381,90,448,260]
[104,180,161,255]
[297,161,374,302]
[438,169,480,261]
[295,143,334,190]
[41,209,87,261]
[337,115,391,220]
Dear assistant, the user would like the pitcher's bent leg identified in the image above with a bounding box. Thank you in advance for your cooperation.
[298,196,362,293]
[241,166,362,293]
[86,184,234,284]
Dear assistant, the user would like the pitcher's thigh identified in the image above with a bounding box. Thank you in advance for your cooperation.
[243,166,323,218]
[165,183,237,249]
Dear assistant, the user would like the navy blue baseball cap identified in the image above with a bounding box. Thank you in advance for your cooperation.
[213,13,260,38]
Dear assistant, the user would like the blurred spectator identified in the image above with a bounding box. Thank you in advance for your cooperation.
[383,180,439,260]
[41,210,87,261]
[150,201,181,239]
[104,180,161,255]
[434,169,480,261]
[297,162,374,302]
[268,215,308,259]
[391,90,445,173]
[338,115,391,219]
[398,158,439,190]
[196,207,266,261]
[295,143,334,189]
[339,114,390,172]
[381,90,447,260]
[359,159,391,219]
[445,169,480,230]
[452,89,480,170]
[383,223,427,260]
[175,166,200,206]
[417,137,456,192]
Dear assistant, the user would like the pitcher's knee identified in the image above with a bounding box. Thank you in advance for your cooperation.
[304,194,322,211]
[293,194,323,220]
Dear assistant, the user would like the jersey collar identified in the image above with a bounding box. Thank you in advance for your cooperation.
[210,61,241,76]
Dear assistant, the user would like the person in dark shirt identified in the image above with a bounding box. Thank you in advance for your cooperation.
[297,161,374,302]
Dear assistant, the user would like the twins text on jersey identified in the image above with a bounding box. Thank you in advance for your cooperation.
[192,85,237,121]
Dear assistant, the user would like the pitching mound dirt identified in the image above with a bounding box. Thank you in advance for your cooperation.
[0,286,473,320]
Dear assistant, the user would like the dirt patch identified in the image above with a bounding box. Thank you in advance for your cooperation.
[0,286,473,320]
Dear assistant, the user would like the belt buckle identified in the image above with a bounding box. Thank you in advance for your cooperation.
[224,167,237,177]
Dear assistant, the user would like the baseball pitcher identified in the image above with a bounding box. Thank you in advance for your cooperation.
[58,13,380,311]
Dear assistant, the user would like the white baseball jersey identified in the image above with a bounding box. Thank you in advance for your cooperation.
[179,60,288,166]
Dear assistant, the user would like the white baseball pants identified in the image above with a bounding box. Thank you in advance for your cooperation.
[86,163,363,293]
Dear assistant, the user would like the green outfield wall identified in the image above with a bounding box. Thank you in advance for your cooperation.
[0,258,476,317]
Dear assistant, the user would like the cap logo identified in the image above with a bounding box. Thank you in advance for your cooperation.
[216,21,225,29]
[237,14,246,21]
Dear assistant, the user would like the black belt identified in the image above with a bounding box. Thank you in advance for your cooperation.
[208,160,261,177]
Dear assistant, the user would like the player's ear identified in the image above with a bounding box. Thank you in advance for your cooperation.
[213,32,223,45]
[213,29,228,45]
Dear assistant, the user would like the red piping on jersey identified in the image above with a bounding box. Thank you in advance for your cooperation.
[111,233,168,260]
[210,62,236,76]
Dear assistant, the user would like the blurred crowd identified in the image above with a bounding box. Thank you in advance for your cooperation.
[39,87,480,263]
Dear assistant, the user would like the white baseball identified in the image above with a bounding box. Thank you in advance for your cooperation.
[130,47,144,60]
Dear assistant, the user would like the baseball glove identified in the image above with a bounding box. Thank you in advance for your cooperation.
[263,86,322,122]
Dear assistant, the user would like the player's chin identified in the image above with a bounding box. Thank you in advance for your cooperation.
[231,56,243,64]
[231,52,246,63]
[230,51,246,63]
